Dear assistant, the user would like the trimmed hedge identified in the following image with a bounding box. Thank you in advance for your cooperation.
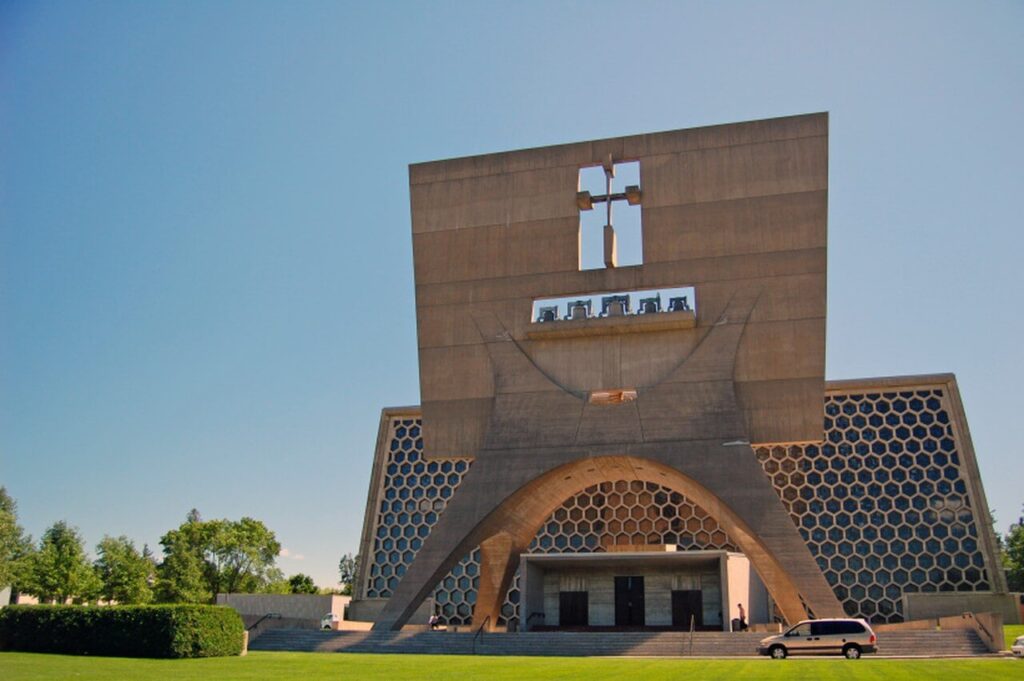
[0,604,244,658]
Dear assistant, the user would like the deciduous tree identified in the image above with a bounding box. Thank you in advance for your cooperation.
[338,553,360,596]
[1005,505,1024,591]
[0,487,33,597]
[207,517,281,594]
[156,543,209,603]
[95,535,155,604]
[156,510,281,602]
[288,573,318,594]
[25,521,99,604]
[156,509,210,603]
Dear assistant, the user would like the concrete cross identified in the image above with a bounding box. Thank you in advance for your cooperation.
[576,155,642,268]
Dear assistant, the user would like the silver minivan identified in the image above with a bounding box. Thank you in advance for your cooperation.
[757,618,877,659]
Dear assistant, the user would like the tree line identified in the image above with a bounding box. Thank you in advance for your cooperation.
[998,506,1024,592]
[0,487,358,605]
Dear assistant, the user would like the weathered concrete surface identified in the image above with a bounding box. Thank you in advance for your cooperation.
[412,114,828,459]
[904,592,1021,625]
[375,115,840,631]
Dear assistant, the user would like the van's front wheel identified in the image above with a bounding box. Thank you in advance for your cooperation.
[770,645,787,659]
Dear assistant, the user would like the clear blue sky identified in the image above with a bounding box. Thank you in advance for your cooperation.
[2,1,1022,588]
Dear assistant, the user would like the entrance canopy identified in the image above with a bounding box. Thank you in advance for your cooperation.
[519,550,768,631]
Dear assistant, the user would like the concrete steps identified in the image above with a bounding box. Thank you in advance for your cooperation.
[251,630,764,656]
[870,630,991,657]
[249,628,992,657]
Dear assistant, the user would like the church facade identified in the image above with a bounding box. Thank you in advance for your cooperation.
[348,114,1007,631]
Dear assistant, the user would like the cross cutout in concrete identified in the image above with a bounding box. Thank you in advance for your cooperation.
[577,156,642,268]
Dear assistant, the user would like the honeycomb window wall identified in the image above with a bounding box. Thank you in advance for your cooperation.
[361,383,995,626]
[362,418,472,601]
[753,387,991,622]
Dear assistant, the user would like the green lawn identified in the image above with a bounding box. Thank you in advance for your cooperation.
[0,652,1021,680]
[1007,624,1024,650]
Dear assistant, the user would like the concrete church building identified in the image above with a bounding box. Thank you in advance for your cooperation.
[348,113,1010,633]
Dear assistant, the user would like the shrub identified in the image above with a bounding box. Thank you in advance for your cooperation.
[0,604,244,658]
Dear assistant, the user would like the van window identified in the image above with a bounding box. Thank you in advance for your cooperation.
[836,621,865,635]
[787,623,811,637]
[811,621,834,636]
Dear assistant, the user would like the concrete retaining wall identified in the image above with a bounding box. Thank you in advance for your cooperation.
[903,592,1020,624]
[215,593,374,635]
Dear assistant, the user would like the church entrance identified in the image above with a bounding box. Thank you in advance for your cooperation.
[520,550,756,632]
[671,589,703,628]
[558,591,588,626]
[614,576,645,626]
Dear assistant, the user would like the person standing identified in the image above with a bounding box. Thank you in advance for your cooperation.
[737,603,748,631]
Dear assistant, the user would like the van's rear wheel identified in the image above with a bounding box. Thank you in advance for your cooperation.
[843,644,862,659]
[770,645,787,659]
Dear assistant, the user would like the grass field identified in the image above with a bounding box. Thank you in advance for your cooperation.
[0,652,1021,680]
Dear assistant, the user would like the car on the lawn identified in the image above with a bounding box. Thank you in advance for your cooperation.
[1012,634,1024,658]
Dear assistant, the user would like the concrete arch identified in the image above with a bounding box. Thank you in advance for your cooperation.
[373,286,841,632]
[466,454,816,629]
[374,445,843,631]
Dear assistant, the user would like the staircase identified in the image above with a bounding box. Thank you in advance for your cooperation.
[871,630,991,657]
[249,628,992,657]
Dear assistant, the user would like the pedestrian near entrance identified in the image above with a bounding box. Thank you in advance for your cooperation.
[737,603,748,631]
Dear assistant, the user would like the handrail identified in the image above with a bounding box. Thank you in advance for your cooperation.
[246,613,282,633]
[472,615,491,655]
[966,612,994,645]
[525,611,545,627]
[688,614,695,656]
